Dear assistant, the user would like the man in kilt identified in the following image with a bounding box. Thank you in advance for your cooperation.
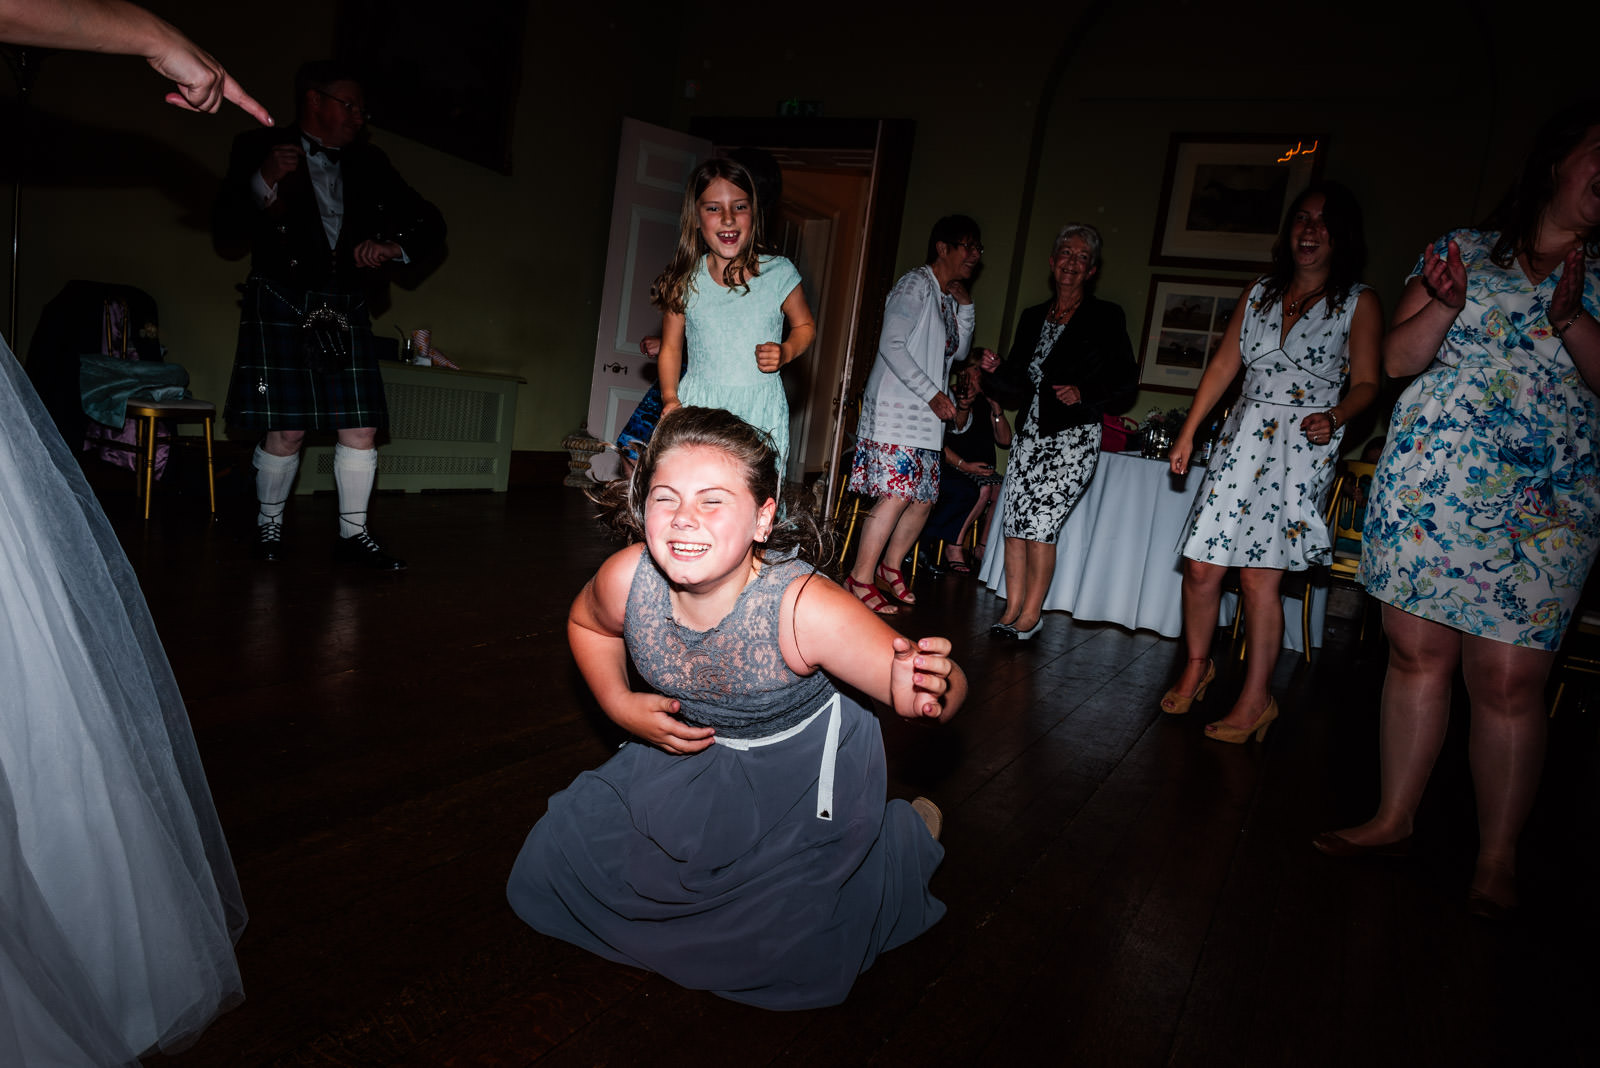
[215,60,444,569]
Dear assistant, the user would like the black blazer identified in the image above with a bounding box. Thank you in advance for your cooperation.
[213,125,446,298]
[983,296,1136,438]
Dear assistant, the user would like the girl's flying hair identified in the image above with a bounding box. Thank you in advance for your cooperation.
[592,406,828,566]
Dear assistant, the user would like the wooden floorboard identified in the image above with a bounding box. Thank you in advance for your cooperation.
[95,475,1598,1067]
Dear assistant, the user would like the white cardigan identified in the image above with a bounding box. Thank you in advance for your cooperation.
[856,266,975,451]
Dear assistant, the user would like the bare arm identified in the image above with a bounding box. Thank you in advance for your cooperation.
[780,574,965,723]
[656,310,686,416]
[1384,240,1465,377]
[1169,284,1250,475]
[989,395,1013,448]
[756,284,816,373]
[567,545,715,754]
[1301,288,1384,443]
[0,0,271,123]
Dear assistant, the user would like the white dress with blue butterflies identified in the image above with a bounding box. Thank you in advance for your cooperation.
[1358,229,1600,649]
[1179,278,1368,570]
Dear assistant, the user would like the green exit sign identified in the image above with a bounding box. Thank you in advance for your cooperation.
[777,99,822,118]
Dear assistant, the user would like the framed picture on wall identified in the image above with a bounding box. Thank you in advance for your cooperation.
[1138,274,1250,394]
[1150,134,1323,268]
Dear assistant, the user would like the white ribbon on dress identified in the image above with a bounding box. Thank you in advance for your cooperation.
[713,692,841,820]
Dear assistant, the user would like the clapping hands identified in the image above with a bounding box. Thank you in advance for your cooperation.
[1551,246,1588,330]
[1421,239,1467,310]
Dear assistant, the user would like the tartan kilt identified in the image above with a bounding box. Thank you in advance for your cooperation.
[224,277,389,431]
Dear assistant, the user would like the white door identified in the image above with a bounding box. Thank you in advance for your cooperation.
[585,119,712,478]
[772,207,834,485]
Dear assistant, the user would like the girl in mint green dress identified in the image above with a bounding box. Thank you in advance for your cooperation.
[652,157,815,476]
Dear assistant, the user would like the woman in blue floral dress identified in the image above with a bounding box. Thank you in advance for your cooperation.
[1317,104,1600,918]
[1166,183,1381,741]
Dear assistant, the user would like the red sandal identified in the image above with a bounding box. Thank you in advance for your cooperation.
[876,562,916,605]
[845,575,902,615]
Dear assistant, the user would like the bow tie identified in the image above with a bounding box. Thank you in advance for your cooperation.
[305,142,341,164]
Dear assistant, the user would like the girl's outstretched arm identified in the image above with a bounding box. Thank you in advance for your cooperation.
[568,544,715,754]
[0,0,271,123]
[780,573,965,723]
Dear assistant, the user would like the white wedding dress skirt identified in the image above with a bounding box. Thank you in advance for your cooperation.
[0,340,245,1065]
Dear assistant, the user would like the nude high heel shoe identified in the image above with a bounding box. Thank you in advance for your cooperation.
[1205,697,1278,743]
[1160,658,1214,715]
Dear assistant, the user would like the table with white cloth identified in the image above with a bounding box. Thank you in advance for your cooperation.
[976,450,1326,651]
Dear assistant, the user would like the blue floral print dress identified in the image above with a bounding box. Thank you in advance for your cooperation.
[1180,279,1369,569]
[1359,229,1600,649]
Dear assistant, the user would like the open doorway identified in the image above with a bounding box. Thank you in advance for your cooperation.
[692,118,913,509]
[583,118,912,506]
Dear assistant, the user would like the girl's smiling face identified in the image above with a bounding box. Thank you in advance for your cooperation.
[697,177,754,268]
[644,444,775,594]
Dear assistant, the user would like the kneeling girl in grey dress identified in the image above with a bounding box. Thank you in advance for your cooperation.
[507,406,965,1010]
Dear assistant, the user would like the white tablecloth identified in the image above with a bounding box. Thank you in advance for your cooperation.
[977,450,1325,650]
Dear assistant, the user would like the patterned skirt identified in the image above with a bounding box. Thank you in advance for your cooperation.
[848,439,941,502]
[224,277,388,432]
[616,383,665,461]
[1002,424,1099,543]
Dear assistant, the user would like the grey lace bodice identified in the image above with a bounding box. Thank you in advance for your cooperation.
[624,552,835,739]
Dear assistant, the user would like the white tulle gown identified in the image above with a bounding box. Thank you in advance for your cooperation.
[0,338,245,1065]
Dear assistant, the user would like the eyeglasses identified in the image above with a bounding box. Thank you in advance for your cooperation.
[315,88,370,122]
[956,241,984,254]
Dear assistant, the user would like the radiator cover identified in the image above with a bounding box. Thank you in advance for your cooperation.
[296,363,525,493]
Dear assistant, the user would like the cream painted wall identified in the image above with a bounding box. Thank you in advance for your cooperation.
[666,5,1067,355]
[4,1,1591,460]
[671,1,1592,450]
[3,0,676,453]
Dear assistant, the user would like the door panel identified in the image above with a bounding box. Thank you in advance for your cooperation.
[586,120,712,454]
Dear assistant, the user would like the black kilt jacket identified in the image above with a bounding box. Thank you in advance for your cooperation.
[214,126,445,431]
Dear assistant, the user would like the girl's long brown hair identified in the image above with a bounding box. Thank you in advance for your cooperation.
[650,158,766,315]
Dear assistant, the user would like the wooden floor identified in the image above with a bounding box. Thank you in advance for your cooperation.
[107,474,1598,1067]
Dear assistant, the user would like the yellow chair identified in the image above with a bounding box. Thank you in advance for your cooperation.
[1327,461,1376,640]
[127,396,216,519]
[1550,608,1600,717]
[1329,461,1375,577]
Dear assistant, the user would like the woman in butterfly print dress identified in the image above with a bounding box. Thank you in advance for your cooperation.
[1166,183,1381,742]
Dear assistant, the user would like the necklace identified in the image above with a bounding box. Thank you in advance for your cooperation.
[1046,298,1081,324]
[1284,286,1324,319]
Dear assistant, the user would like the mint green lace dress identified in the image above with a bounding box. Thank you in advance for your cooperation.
[679,254,803,473]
